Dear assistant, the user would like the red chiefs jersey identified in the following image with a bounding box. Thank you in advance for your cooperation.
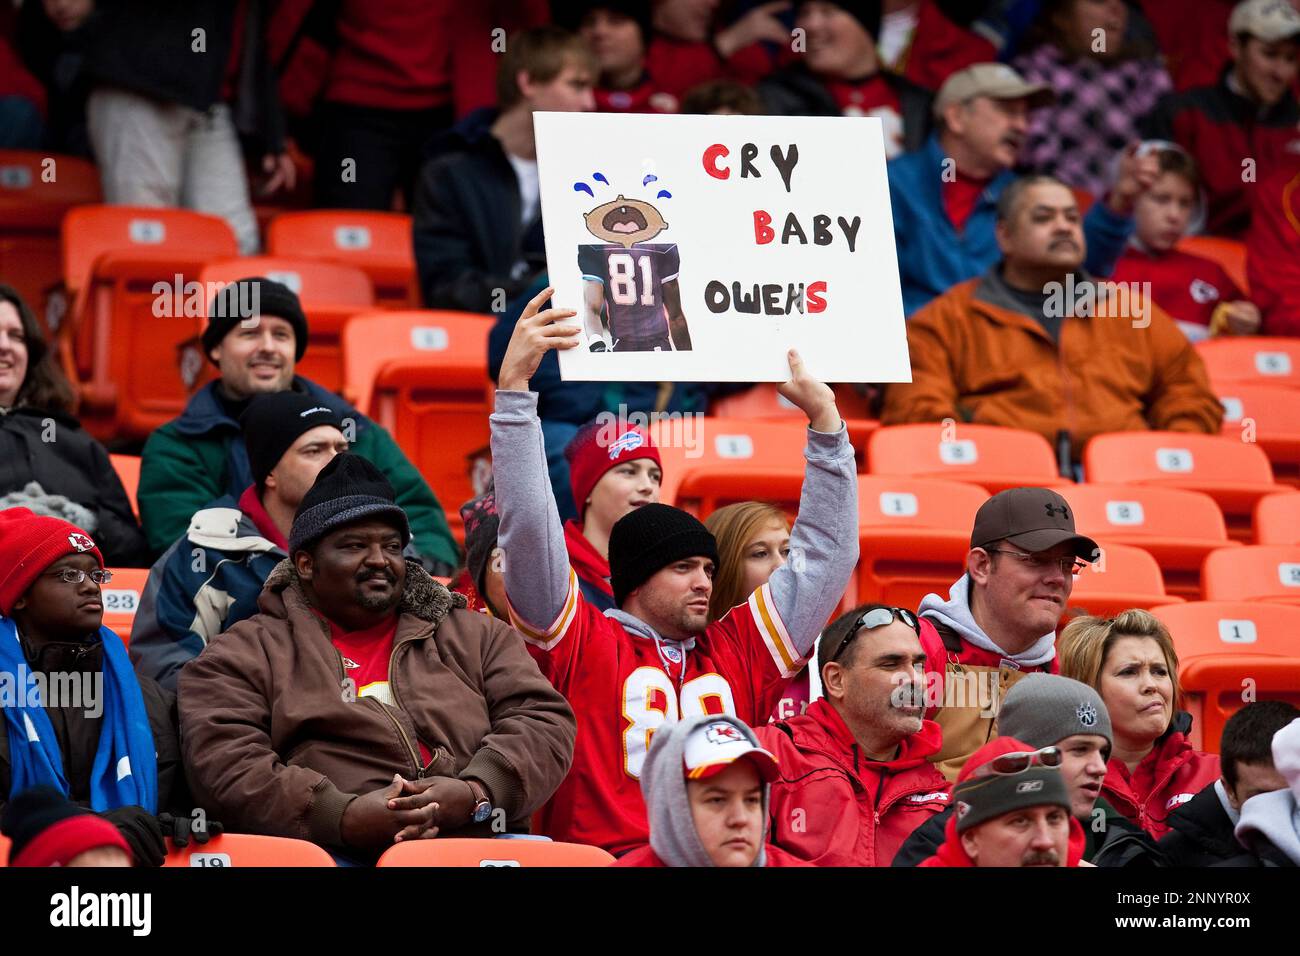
[1112,247,1244,332]
[508,568,804,855]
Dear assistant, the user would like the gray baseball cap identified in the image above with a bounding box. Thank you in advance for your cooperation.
[1229,0,1300,42]
[934,63,1055,117]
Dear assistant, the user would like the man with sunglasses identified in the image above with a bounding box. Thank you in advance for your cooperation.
[754,603,952,866]
[0,507,185,866]
[920,736,1087,867]
[896,673,1142,865]
[917,486,1099,781]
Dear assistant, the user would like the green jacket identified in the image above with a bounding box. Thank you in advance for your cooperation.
[139,378,459,572]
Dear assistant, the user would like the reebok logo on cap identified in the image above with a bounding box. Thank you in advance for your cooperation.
[1016,780,1044,794]
[300,406,333,417]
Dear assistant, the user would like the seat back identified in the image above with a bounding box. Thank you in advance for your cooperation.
[1065,541,1181,618]
[266,210,417,308]
[1049,483,1234,598]
[1254,491,1300,544]
[709,384,878,462]
[60,206,239,439]
[853,475,988,610]
[162,833,336,867]
[650,417,810,521]
[101,568,149,641]
[342,311,493,541]
[1215,383,1300,484]
[1203,545,1300,605]
[110,454,142,519]
[1083,431,1280,540]
[1176,235,1248,293]
[198,257,374,392]
[0,833,8,866]
[1195,337,1300,390]
[0,150,101,319]
[1151,601,1300,750]
[375,838,615,867]
[867,423,1060,492]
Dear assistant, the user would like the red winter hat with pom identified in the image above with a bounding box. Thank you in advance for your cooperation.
[0,507,104,615]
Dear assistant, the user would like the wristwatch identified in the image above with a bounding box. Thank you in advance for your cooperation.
[466,779,493,825]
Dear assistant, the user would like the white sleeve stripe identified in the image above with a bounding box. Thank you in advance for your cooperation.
[507,569,579,650]
[749,584,802,679]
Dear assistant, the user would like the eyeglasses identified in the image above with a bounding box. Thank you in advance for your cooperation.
[985,549,1086,576]
[45,568,113,586]
[968,746,1063,780]
[829,606,920,664]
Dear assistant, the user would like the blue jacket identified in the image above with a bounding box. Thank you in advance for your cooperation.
[888,135,1134,316]
[130,496,285,692]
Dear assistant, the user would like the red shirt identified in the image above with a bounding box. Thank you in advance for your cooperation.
[509,571,805,855]
[823,75,905,157]
[942,172,990,234]
[324,0,453,110]
[892,0,996,93]
[1112,246,1244,329]
[644,37,776,98]
[595,76,679,114]
[327,613,432,765]
[236,485,288,551]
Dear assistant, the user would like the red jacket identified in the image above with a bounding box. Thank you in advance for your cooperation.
[1247,160,1300,337]
[1102,729,1221,839]
[644,37,775,99]
[920,813,1087,867]
[893,0,995,93]
[1112,247,1245,330]
[613,843,811,867]
[755,699,952,866]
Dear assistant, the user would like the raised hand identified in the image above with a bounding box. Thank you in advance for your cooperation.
[497,285,581,392]
[776,349,840,433]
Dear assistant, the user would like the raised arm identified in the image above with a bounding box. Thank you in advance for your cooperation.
[490,286,583,636]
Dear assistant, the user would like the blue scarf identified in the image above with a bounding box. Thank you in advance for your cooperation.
[1,616,157,812]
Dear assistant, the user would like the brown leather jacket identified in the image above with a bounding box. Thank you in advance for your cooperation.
[178,560,576,852]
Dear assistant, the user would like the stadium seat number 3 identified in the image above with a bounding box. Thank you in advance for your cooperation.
[621,667,735,778]
[607,253,655,307]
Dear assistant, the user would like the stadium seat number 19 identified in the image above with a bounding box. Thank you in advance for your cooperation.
[621,668,735,778]
[607,253,654,306]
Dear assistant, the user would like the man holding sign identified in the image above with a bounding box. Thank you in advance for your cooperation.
[491,286,858,854]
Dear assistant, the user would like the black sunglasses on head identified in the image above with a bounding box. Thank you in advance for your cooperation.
[828,606,920,664]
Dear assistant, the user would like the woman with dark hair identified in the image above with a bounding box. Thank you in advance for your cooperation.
[1013,0,1171,198]
[0,285,147,566]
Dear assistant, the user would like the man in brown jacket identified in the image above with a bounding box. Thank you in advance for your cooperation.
[882,175,1222,464]
[179,454,576,861]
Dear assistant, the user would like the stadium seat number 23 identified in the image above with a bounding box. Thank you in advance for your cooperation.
[622,667,735,778]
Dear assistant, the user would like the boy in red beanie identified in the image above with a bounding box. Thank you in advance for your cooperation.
[0,507,186,866]
[561,419,662,610]
[921,736,1087,867]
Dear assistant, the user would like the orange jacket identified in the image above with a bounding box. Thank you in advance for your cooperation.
[882,271,1223,455]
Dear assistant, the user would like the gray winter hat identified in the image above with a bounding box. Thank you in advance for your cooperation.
[997,674,1113,752]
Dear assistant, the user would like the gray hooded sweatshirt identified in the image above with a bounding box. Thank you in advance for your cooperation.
[641,714,771,868]
[918,573,1057,668]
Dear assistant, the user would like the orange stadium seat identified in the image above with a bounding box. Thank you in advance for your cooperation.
[650,417,810,521]
[1195,337,1300,390]
[0,150,101,321]
[101,567,148,642]
[163,833,336,867]
[708,383,879,464]
[1203,545,1300,606]
[199,257,374,393]
[1151,601,1300,751]
[1083,431,1284,542]
[59,205,239,440]
[1064,541,1182,619]
[866,422,1061,493]
[1049,483,1237,599]
[266,210,418,308]
[850,475,988,611]
[375,838,615,867]
[1215,384,1300,485]
[110,453,142,519]
[0,833,8,866]
[1254,491,1300,544]
[1177,235,1249,294]
[343,310,493,543]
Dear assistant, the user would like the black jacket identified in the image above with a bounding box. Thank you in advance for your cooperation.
[82,0,284,155]
[758,65,933,154]
[0,632,183,819]
[0,407,147,567]
[412,108,546,313]
[1157,782,1242,866]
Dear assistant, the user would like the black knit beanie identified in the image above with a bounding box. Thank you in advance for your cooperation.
[203,277,309,363]
[289,453,410,555]
[560,0,653,44]
[609,503,719,607]
[240,390,343,488]
[459,490,499,596]
[797,0,881,38]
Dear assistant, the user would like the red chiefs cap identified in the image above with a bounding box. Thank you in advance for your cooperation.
[0,507,104,615]
[683,718,779,783]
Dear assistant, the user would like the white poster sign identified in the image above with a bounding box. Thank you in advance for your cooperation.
[535,112,909,383]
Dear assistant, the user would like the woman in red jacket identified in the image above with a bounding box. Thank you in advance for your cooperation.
[1058,609,1220,839]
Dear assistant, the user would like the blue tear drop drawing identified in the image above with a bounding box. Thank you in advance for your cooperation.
[593,172,609,185]
[656,190,672,199]
[642,174,658,186]
[574,182,594,197]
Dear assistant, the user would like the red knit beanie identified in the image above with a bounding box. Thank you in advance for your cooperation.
[565,421,661,521]
[0,507,104,615]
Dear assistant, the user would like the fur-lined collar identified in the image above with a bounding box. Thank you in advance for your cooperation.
[265,558,467,626]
